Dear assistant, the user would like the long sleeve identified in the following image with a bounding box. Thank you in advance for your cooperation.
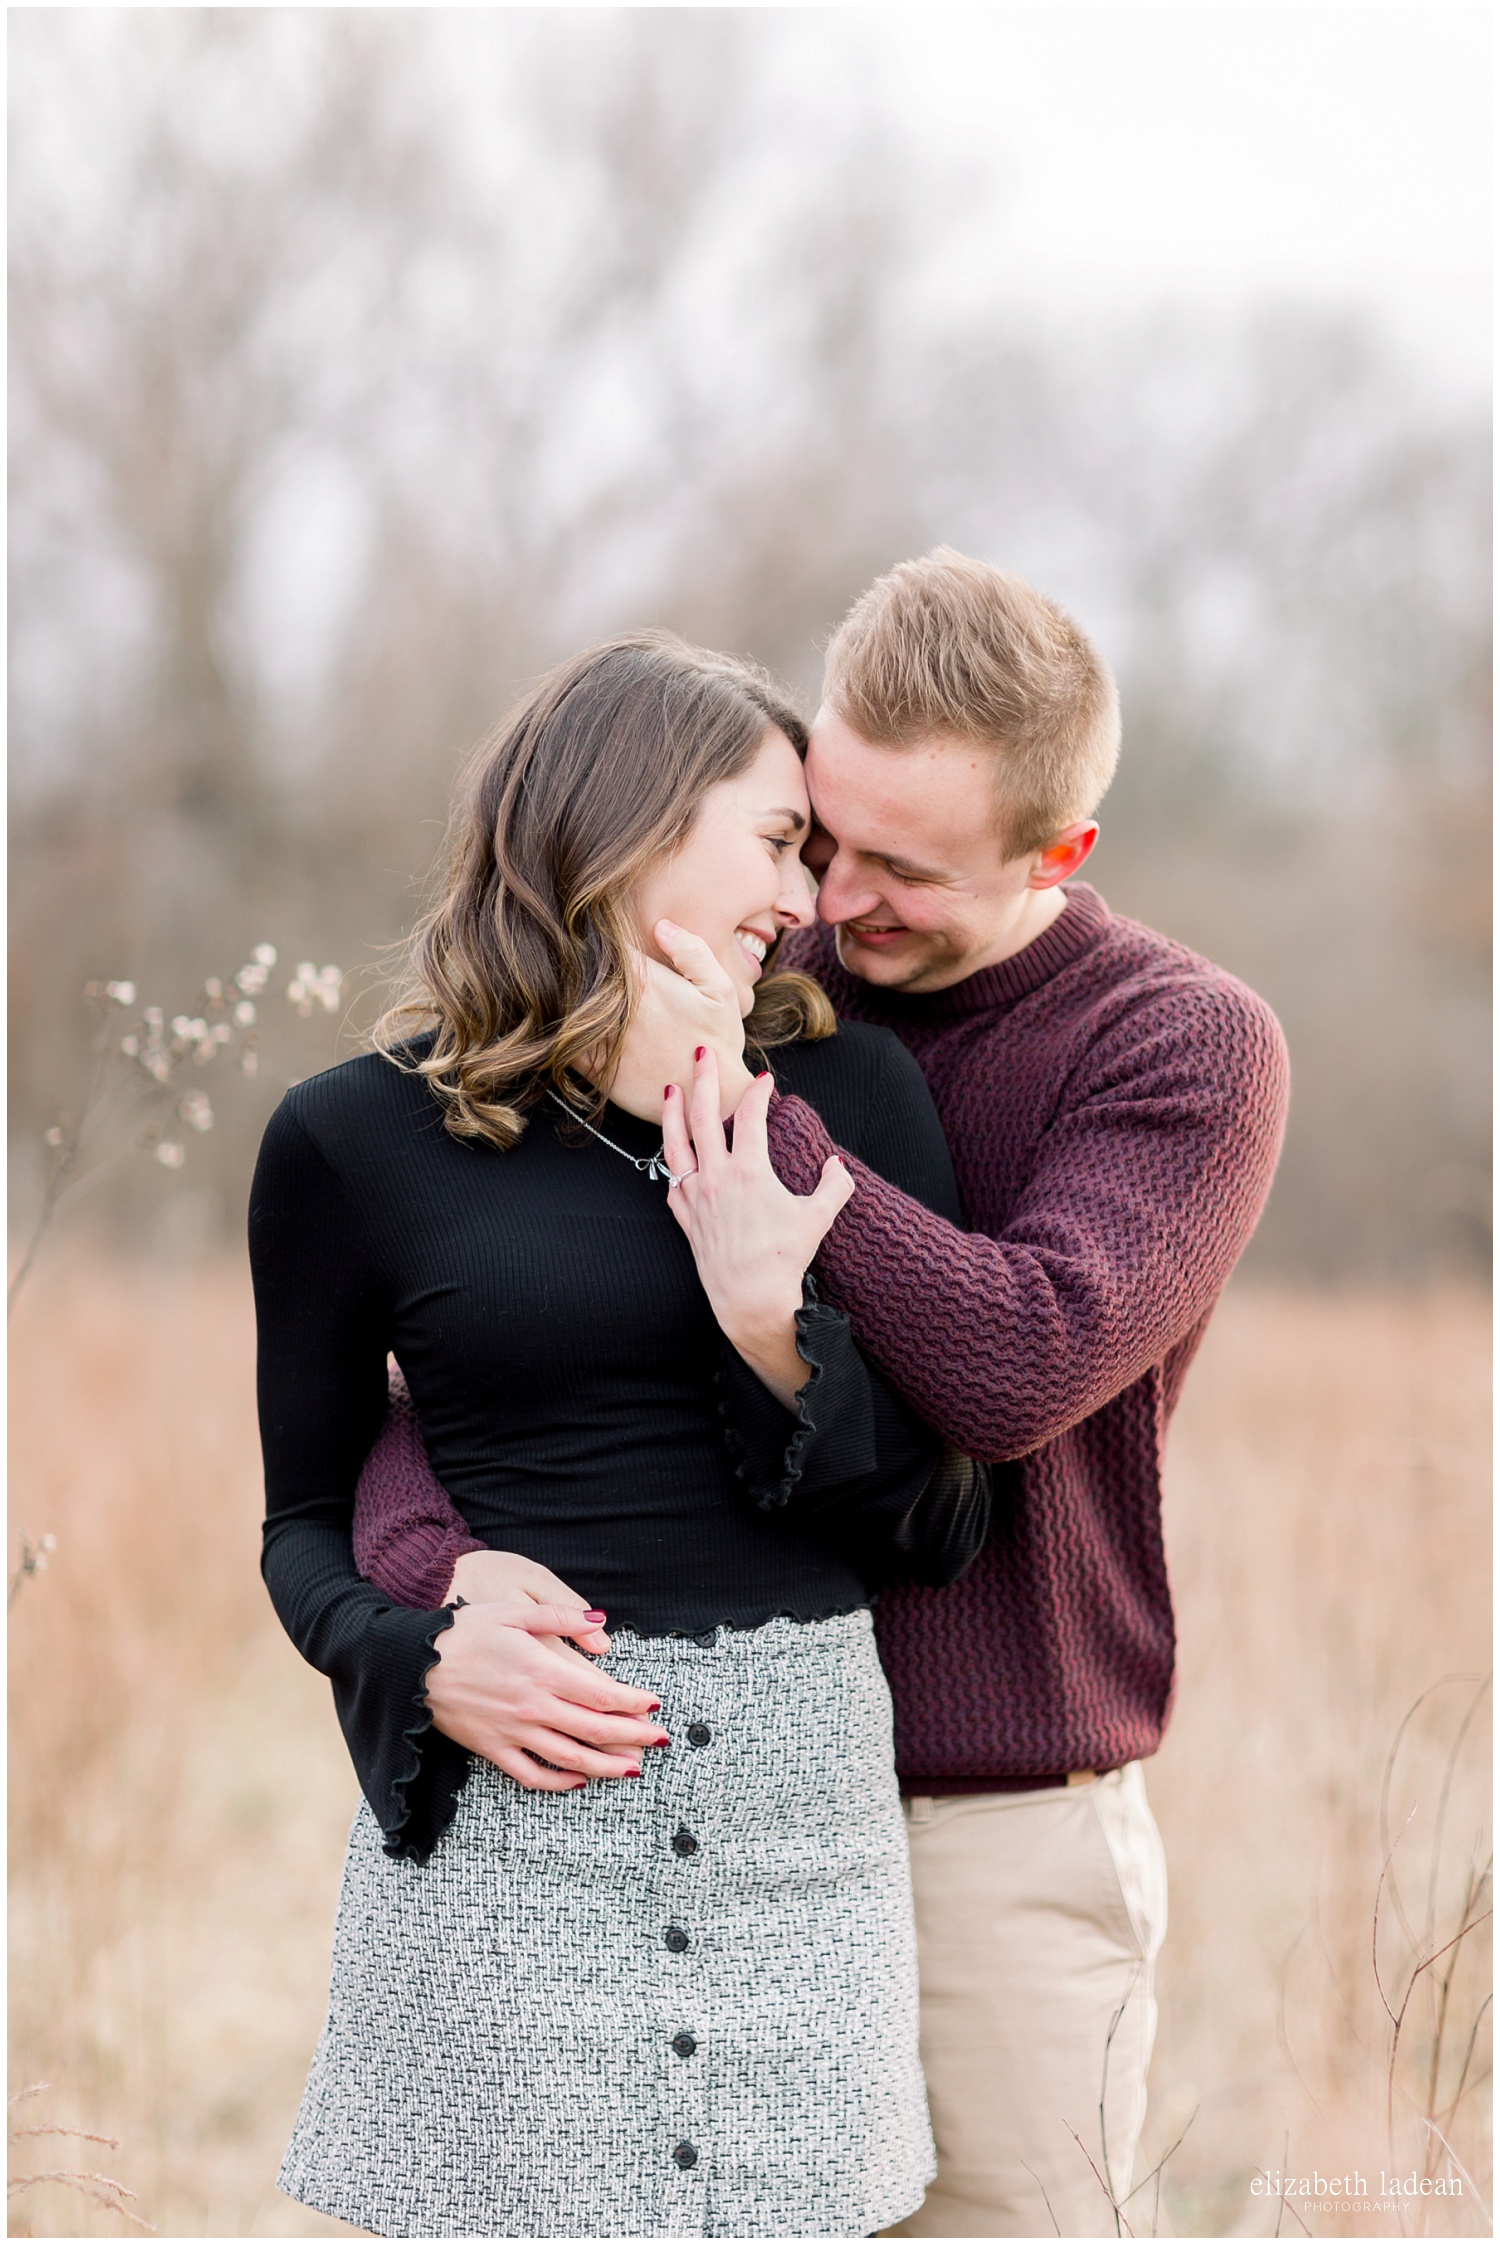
[764,979,1291,1463]
[250,1099,468,1863]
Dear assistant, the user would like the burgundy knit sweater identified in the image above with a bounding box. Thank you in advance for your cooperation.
[352,884,1289,1787]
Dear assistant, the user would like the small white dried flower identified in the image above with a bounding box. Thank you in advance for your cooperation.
[44,1126,65,1148]
[287,962,344,1017]
[171,1015,193,1040]
[180,1090,214,1133]
[144,1006,164,1029]
[234,964,268,996]
[233,1000,256,1027]
[253,943,277,967]
[241,1047,259,1077]
[212,1021,231,1043]
[40,1533,57,1553]
[155,1140,186,1169]
[105,980,137,1006]
[147,1053,171,1083]
[121,1034,140,1056]
[204,977,223,1002]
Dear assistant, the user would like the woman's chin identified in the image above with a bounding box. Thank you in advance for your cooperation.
[717,950,759,1015]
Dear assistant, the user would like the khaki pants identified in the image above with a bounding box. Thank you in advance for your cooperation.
[887,1764,1169,2240]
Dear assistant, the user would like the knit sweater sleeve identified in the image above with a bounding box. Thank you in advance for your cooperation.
[250,1098,469,1864]
[713,1028,990,1584]
[352,1373,486,1610]
[764,978,1290,1462]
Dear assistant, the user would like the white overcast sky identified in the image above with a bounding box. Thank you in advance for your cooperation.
[779,4,1491,394]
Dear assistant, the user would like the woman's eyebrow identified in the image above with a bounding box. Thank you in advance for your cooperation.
[766,805,809,831]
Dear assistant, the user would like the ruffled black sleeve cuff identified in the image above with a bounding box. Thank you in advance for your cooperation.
[262,1500,474,1868]
[328,1601,473,1867]
[716,1275,881,1510]
[714,1276,994,1589]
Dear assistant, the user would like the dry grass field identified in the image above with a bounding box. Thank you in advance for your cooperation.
[8,1254,1490,2239]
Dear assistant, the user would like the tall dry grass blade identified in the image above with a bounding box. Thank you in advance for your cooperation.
[1019,2161,1063,2238]
[1378,1679,1485,1954]
[1423,1682,1492,1961]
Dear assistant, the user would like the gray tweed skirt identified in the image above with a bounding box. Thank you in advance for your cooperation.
[280,1607,935,2239]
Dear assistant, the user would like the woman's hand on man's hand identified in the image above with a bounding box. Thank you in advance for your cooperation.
[424,1587,670,1791]
[660,1046,854,1408]
[606,920,753,1123]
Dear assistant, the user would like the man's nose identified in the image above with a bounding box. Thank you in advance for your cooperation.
[814,853,880,926]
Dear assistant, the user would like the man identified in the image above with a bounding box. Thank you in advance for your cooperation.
[658,549,1288,2235]
[359,551,1289,2235]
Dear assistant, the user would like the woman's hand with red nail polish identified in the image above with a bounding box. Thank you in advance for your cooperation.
[426,1606,668,1794]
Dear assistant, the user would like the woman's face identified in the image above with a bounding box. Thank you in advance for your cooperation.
[633,727,817,1016]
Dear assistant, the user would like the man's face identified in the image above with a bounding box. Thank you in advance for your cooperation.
[804,707,1071,993]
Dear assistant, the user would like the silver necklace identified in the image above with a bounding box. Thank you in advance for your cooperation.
[545,1087,684,1186]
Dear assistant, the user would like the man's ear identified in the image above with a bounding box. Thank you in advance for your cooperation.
[1028,821,1099,891]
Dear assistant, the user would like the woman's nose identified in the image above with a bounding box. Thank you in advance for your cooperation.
[776,857,818,928]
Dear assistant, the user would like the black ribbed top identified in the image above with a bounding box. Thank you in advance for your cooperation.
[249,1022,977,1857]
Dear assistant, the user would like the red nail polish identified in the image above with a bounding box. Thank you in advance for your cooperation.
[664,1086,674,1100]
[647,1700,662,1712]
[653,1733,671,1746]
[694,1046,706,1062]
[624,1768,642,1778]
[584,1611,607,1623]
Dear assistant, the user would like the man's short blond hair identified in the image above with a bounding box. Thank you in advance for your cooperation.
[823,548,1121,856]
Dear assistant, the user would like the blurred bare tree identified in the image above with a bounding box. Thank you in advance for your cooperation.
[9,9,1489,1277]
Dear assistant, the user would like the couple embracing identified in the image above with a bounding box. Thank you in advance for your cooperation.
[251,549,1288,2240]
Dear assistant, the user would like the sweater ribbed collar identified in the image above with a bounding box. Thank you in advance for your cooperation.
[818,881,1112,1026]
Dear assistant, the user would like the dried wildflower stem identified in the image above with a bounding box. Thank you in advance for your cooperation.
[1385,1905,1494,2160]
[1424,1679,1492,1958]
[1018,2162,1063,2237]
[10,2125,120,2148]
[6,2169,157,2232]
[6,1045,112,1316]
[1378,1675,1485,1953]
[7,2086,154,2232]
[10,945,341,1319]
[1424,1854,1486,2145]
[1436,1990,1493,2136]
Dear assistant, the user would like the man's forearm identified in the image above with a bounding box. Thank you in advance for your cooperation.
[764,1090,1275,1462]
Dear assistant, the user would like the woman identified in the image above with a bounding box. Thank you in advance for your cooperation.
[251,633,988,2240]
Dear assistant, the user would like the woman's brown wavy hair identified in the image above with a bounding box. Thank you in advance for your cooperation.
[375,631,835,1149]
